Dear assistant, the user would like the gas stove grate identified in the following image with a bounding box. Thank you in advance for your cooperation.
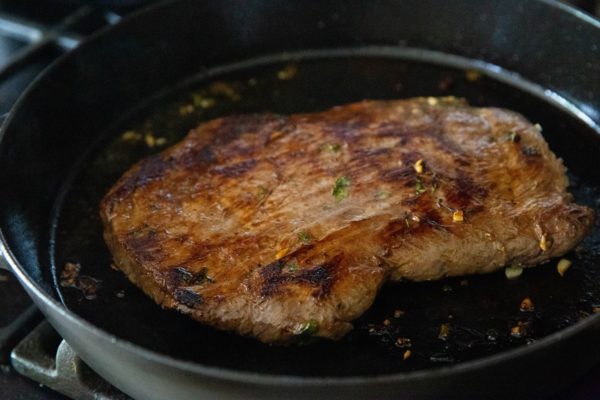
[11,321,129,400]
[0,4,121,118]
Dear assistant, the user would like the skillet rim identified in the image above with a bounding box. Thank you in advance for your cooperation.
[0,0,599,387]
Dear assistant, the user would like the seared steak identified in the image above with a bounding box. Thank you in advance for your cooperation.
[100,97,594,343]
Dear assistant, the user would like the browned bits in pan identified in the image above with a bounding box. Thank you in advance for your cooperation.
[77,276,101,300]
[510,321,529,338]
[520,297,535,312]
[60,262,81,287]
[510,325,523,337]
[60,262,101,300]
[395,337,412,348]
[438,323,451,340]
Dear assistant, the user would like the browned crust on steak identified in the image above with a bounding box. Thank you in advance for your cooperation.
[100,97,595,343]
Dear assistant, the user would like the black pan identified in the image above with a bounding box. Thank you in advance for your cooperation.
[1,0,600,399]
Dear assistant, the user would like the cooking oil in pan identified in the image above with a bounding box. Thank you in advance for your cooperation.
[51,50,600,376]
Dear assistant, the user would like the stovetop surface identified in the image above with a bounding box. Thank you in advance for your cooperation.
[0,1,599,399]
[1,271,60,399]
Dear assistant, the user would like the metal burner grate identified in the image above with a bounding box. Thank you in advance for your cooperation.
[11,321,129,400]
[0,3,121,118]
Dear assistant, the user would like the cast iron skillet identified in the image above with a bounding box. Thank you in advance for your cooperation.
[1,0,600,399]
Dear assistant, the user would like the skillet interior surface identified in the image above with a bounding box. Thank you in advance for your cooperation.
[50,50,600,377]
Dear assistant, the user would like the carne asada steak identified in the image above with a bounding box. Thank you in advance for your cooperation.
[100,97,595,343]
